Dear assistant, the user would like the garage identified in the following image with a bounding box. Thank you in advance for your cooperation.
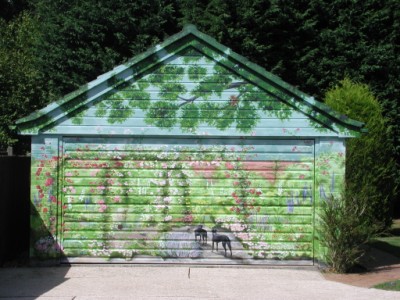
[16,25,364,265]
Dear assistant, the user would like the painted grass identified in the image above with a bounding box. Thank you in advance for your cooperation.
[374,279,400,291]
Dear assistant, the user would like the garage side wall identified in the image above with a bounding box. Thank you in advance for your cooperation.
[314,138,346,264]
[30,136,62,262]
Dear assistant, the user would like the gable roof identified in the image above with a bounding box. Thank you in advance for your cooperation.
[14,24,365,137]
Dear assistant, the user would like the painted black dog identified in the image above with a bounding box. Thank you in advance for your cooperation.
[194,225,207,244]
[211,229,232,257]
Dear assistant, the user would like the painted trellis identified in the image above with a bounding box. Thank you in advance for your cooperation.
[15,25,364,265]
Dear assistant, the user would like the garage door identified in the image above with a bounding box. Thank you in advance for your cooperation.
[61,137,314,265]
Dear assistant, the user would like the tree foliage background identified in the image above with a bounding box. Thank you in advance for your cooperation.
[1,0,399,220]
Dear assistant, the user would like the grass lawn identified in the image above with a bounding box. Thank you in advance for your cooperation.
[374,280,400,291]
[369,219,400,258]
[371,219,400,291]
[369,237,400,259]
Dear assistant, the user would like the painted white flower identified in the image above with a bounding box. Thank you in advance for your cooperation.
[277,182,284,196]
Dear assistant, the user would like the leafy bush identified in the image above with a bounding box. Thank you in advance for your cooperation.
[319,194,377,273]
[324,78,397,230]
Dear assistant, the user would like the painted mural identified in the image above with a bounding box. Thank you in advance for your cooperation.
[21,25,359,264]
[29,136,345,264]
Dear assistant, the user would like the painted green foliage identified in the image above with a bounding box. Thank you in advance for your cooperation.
[59,47,339,137]
[15,28,363,138]
[93,50,271,133]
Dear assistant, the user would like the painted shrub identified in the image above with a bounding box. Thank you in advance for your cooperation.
[17,25,363,264]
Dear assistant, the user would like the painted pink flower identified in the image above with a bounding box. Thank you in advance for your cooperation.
[36,168,42,176]
[98,205,107,213]
[183,215,193,222]
[45,178,54,187]
[114,161,124,168]
[299,174,305,179]
[113,196,121,203]
[225,162,234,170]
[97,200,107,212]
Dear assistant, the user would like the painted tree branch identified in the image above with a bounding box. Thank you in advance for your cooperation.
[177,81,248,107]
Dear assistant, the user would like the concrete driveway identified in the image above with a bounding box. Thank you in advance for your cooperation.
[0,265,399,300]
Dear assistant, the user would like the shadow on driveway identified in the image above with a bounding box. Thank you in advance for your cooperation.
[0,266,70,299]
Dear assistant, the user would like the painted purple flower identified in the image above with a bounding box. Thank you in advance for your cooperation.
[319,185,327,201]
[302,185,308,201]
[84,197,90,209]
[287,199,294,213]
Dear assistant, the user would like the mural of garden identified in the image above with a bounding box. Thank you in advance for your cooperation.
[24,26,352,265]
[29,135,345,264]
